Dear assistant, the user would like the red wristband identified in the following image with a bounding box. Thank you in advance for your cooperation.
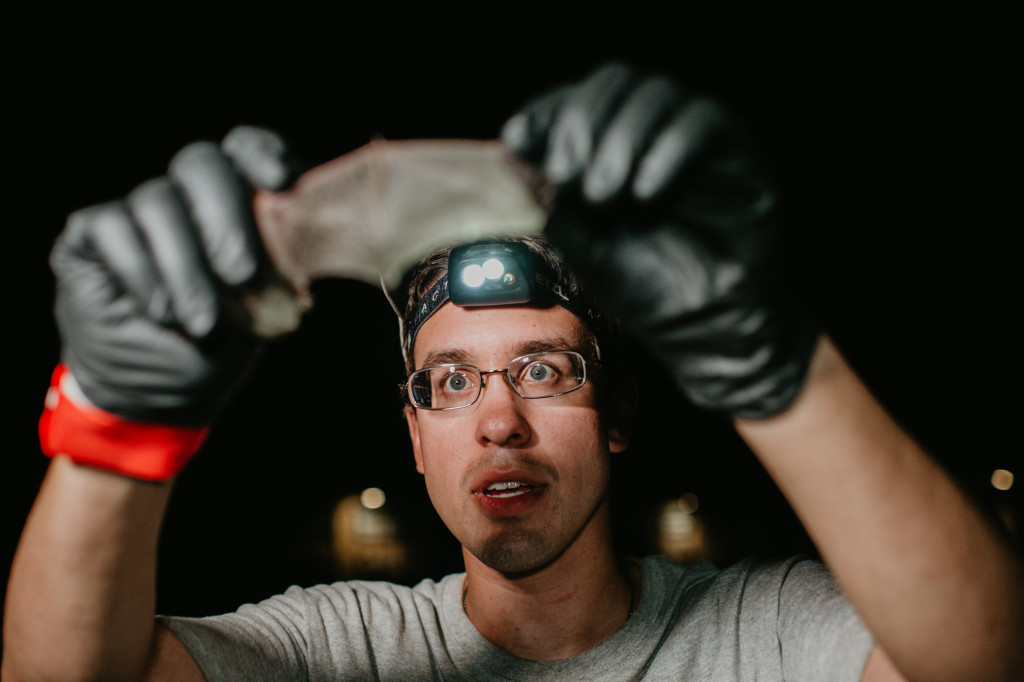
[39,365,210,481]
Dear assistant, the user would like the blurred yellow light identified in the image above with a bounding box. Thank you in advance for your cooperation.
[657,496,707,563]
[677,493,699,514]
[991,469,1014,491]
[361,487,387,509]
[332,494,408,578]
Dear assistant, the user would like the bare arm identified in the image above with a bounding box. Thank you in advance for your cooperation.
[2,457,202,681]
[736,336,1024,682]
[2,128,296,681]
[500,61,1022,681]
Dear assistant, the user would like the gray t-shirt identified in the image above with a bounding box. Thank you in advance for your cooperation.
[160,555,872,681]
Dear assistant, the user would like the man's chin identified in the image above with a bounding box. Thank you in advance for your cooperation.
[471,528,558,576]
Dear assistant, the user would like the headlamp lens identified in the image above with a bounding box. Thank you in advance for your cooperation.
[481,258,505,280]
[461,264,486,288]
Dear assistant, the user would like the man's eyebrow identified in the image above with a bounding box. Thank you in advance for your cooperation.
[419,349,473,368]
[512,336,582,358]
[418,336,584,370]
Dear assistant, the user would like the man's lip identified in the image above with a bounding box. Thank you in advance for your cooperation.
[470,468,545,494]
[470,468,547,517]
[473,484,543,517]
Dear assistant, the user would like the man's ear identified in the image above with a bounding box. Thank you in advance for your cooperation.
[607,424,630,454]
[607,398,632,454]
[605,375,638,455]
[404,406,425,474]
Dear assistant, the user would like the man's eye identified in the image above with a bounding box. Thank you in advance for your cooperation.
[441,373,472,392]
[523,363,558,383]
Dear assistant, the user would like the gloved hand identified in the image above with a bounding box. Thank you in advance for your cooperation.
[502,63,819,419]
[43,126,299,478]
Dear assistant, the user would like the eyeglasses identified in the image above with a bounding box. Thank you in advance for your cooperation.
[405,351,593,410]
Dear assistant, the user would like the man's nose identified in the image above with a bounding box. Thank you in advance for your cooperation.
[474,371,532,447]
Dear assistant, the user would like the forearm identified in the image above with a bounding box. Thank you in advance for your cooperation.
[736,336,1024,682]
[3,456,173,681]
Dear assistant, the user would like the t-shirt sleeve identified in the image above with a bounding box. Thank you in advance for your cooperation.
[159,585,324,682]
[774,559,874,682]
[158,579,443,682]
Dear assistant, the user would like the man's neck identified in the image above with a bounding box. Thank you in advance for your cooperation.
[460,510,637,661]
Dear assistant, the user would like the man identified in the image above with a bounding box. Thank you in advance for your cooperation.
[4,63,1022,680]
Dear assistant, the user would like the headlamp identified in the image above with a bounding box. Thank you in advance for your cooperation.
[448,242,536,307]
[404,240,581,352]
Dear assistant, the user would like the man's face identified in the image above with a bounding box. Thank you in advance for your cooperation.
[405,302,627,575]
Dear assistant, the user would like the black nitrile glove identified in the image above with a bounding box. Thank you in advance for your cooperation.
[502,63,819,419]
[50,126,299,426]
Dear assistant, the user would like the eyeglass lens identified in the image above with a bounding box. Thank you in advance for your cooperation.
[408,351,587,410]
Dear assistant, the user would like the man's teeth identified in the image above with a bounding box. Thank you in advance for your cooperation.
[488,481,522,491]
[485,481,531,496]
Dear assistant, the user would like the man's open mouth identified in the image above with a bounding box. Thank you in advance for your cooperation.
[483,481,535,498]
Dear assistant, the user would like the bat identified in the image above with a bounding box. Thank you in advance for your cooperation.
[245,139,549,337]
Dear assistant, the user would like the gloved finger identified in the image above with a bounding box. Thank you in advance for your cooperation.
[221,125,303,192]
[500,84,573,161]
[128,177,220,337]
[633,96,730,200]
[583,75,682,203]
[542,62,638,184]
[168,141,261,288]
[55,202,172,325]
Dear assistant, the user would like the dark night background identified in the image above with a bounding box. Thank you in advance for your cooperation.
[3,14,1020,630]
